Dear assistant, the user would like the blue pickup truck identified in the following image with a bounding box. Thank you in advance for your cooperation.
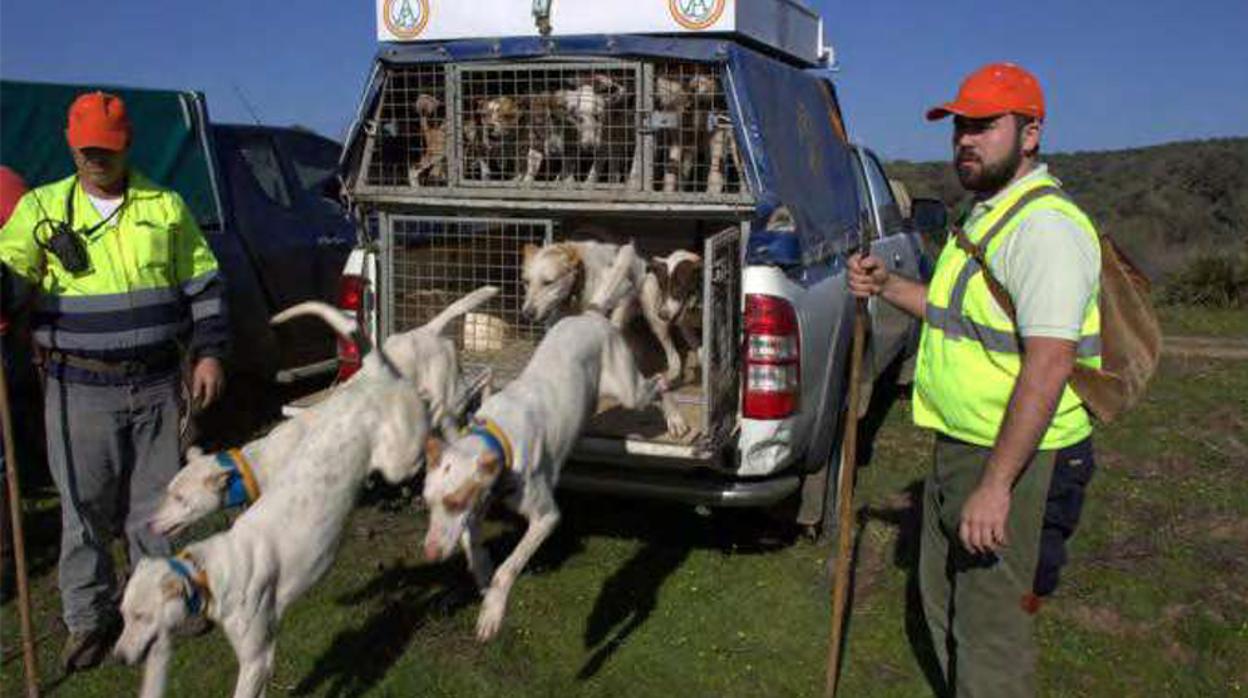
[0,80,355,450]
[299,0,935,533]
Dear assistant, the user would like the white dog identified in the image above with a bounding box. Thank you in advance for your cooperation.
[423,245,689,643]
[640,250,703,383]
[521,239,646,330]
[115,293,498,698]
[147,287,499,538]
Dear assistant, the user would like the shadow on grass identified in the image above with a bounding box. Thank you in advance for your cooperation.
[293,560,478,698]
[554,493,798,680]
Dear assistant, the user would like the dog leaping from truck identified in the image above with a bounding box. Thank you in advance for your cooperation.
[422,244,690,643]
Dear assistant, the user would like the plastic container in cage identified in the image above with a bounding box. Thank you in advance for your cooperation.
[375,0,829,67]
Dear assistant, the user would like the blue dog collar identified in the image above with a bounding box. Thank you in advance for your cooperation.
[166,555,206,616]
[214,449,259,508]
[467,417,514,473]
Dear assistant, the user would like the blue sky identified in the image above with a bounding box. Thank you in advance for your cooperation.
[2,1,1245,161]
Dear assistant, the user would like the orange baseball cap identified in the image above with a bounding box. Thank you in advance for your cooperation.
[66,91,131,151]
[926,62,1045,122]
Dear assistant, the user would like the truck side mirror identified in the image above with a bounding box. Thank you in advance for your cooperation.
[909,198,948,235]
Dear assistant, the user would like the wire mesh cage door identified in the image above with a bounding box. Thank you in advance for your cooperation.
[702,223,743,441]
[452,61,646,192]
[381,214,553,377]
[364,64,452,189]
[650,62,747,198]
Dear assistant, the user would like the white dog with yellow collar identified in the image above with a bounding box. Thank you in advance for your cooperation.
[422,244,688,642]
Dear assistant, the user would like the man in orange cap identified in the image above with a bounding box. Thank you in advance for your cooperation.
[0,92,228,670]
[849,63,1102,696]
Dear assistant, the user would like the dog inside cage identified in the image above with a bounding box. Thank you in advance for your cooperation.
[365,60,745,198]
[458,64,640,188]
[367,65,448,188]
[653,63,744,195]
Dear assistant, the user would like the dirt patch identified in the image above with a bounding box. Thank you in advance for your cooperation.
[1164,336,1248,360]
[1102,451,1199,480]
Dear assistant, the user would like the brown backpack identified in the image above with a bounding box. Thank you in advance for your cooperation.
[954,188,1162,423]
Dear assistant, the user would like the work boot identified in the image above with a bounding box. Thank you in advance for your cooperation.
[62,623,119,673]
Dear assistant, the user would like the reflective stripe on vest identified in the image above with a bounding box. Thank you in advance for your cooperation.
[913,175,1101,450]
[0,172,223,359]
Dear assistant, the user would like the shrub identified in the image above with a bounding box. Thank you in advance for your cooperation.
[1161,250,1248,308]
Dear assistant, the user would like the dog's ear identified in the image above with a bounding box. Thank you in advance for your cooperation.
[523,243,539,265]
[444,480,481,512]
[425,436,444,471]
[160,576,184,601]
[206,468,231,492]
[672,259,701,301]
[649,259,670,294]
[186,445,204,460]
[477,450,500,477]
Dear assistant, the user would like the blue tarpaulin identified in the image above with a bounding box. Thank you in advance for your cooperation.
[345,35,862,265]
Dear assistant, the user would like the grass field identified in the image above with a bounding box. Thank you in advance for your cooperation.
[3,309,1245,696]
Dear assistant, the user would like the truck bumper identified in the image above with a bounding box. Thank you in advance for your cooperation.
[560,462,800,508]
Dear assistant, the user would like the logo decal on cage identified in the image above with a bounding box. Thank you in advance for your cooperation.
[383,0,431,40]
[669,0,726,31]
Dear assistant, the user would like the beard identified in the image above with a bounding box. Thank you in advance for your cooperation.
[956,146,1022,193]
[955,131,1026,194]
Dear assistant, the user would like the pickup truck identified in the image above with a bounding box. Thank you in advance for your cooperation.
[301,0,932,531]
[0,80,355,447]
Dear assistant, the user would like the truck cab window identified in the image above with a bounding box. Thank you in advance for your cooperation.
[237,136,292,209]
[862,151,904,235]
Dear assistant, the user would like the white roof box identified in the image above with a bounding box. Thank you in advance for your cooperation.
[376,0,829,66]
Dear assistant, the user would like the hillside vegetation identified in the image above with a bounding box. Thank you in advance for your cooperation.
[887,138,1248,305]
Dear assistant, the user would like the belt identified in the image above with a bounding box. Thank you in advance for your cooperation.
[43,349,179,376]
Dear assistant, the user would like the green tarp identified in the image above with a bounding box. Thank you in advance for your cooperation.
[0,80,222,226]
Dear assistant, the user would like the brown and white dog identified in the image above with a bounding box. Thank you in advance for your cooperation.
[523,239,703,384]
[640,250,703,382]
[653,72,740,194]
[408,93,447,187]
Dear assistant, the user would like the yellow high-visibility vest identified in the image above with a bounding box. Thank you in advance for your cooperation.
[912,173,1101,449]
[0,171,223,358]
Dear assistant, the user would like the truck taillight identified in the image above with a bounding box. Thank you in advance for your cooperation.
[335,274,367,382]
[338,274,365,312]
[743,294,800,419]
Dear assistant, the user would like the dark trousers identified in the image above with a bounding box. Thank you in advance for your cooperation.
[1034,439,1096,597]
[44,373,182,632]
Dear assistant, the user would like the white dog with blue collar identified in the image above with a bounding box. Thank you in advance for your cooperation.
[117,288,498,698]
[423,244,689,642]
[148,285,500,539]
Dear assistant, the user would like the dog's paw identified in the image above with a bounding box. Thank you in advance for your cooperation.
[475,589,506,642]
[665,409,692,442]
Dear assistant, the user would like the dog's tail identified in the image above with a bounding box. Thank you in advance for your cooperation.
[422,286,500,337]
[586,242,638,317]
[271,301,399,376]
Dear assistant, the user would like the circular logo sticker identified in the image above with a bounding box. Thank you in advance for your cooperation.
[669,0,727,31]
[383,0,431,40]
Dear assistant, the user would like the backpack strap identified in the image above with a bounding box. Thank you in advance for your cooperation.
[952,185,1069,321]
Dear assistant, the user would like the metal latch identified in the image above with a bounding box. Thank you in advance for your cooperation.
[533,0,553,36]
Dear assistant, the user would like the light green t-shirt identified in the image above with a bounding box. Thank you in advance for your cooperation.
[964,165,1100,341]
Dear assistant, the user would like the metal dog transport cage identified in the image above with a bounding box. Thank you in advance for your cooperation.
[353,59,750,204]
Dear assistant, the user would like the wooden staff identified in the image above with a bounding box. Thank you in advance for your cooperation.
[824,294,868,698]
[1,338,41,697]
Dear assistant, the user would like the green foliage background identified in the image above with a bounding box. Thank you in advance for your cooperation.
[887,138,1248,305]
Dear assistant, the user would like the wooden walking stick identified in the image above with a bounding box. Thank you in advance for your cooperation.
[824,291,869,698]
[1,337,41,697]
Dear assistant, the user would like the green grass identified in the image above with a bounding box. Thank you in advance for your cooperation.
[1157,305,1248,338]
[4,348,1246,696]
